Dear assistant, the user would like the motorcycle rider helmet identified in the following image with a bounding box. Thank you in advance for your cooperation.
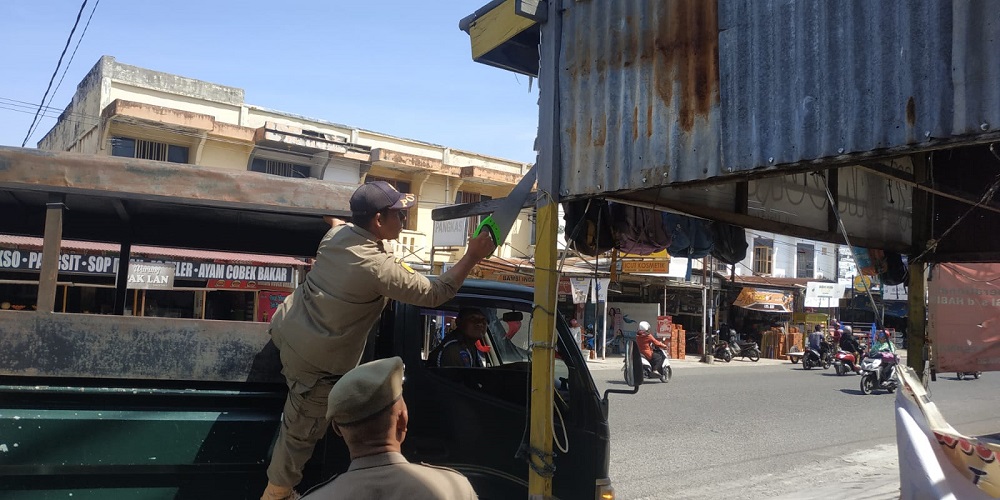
[842,325,853,336]
[638,321,651,332]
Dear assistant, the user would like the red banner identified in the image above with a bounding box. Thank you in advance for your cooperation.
[928,263,1000,372]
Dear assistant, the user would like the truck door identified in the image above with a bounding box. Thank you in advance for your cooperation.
[373,293,609,499]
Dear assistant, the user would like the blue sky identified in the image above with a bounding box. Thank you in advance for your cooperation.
[0,1,540,163]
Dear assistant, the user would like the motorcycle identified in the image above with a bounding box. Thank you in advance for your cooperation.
[730,339,761,362]
[802,341,832,370]
[623,346,671,384]
[859,351,899,394]
[957,371,982,380]
[713,338,733,363]
[832,350,859,376]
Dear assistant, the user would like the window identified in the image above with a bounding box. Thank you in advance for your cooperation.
[458,191,492,238]
[418,297,575,408]
[752,238,773,275]
[367,176,415,230]
[111,137,189,163]
[420,298,571,376]
[796,243,815,278]
[250,157,311,179]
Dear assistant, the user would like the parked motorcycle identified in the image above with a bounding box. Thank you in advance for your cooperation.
[730,339,761,362]
[957,371,982,380]
[802,341,832,370]
[623,346,671,384]
[832,350,860,376]
[713,337,732,363]
[859,351,899,394]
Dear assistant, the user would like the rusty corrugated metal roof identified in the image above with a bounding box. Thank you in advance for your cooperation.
[553,0,1000,196]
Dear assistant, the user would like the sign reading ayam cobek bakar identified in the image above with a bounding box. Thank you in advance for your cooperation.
[0,249,294,285]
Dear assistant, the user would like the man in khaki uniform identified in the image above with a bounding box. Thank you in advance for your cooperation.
[262,181,495,499]
[301,356,478,499]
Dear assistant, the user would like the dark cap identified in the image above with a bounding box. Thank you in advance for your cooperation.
[350,181,416,215]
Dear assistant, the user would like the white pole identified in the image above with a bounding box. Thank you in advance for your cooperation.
[601,299,608,360]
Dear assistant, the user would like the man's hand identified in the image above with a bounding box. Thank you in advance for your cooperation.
[466,232,497,261]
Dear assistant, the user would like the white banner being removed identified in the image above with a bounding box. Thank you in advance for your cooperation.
[569,277,592,304]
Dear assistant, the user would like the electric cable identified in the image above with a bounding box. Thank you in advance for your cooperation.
[22,0,90,147]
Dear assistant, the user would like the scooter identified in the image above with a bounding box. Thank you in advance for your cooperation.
[957,371,982,380]
[731,339,761,362]
[802,342,832,370]
[859,351,899,394]
[623,346,671,384]
[832,350,859,376]
[710,334,733,363]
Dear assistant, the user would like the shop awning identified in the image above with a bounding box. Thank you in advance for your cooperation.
[733,287,794,313]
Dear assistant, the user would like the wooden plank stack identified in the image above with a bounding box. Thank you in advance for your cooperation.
[760,328,803,360]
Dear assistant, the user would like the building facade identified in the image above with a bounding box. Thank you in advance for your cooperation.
[37,56,535,266]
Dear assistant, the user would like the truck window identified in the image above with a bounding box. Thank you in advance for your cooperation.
[420,299,573,394]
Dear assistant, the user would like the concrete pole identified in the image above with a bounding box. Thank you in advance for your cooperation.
[37,195,65,313]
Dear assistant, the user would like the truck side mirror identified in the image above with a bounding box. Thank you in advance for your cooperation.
[502,311,524,322]
[603,340,642,402]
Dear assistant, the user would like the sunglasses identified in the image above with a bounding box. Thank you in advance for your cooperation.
[381,210,407,222]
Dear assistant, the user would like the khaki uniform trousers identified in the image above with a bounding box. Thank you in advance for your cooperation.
[266,336,341,487]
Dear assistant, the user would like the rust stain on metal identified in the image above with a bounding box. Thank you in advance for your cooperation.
[906,96,916,127]
[653,0,720,132]
[632,106,640,140]
[647,105,653,137]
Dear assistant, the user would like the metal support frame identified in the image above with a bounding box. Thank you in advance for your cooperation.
[907,153,931,378]
[527,0,561,497]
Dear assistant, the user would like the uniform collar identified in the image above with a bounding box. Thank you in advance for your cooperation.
[350,224,389,253]
[347,451,408,471]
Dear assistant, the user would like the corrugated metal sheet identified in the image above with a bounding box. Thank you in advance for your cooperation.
[560,0,722,196]
[557,0,1000,197]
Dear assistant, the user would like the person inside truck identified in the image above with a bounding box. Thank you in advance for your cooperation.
[262,181,495,500]
[302,357,478,499]
[427,307,490,368]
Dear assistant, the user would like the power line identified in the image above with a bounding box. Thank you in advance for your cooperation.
[42,0,101,140]
[22,0,90,147]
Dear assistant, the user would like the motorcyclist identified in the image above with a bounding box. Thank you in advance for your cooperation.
[838,325,862,373]
[636,321,668,376]
[869,330,897,381]
[807,324,824,352]
[871,330,896,354]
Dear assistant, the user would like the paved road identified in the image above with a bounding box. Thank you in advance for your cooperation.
[585,355,1000,500]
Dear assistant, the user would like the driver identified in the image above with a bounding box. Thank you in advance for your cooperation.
[838,325,862,373]
[428,308,489,368]
[635,321,668,376]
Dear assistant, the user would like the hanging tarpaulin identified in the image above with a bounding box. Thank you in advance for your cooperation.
[569,277,592,304]
[733,287,793,313]
[927,263,1000,372]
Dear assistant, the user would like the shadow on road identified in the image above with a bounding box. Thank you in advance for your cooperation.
[839,388,867,395]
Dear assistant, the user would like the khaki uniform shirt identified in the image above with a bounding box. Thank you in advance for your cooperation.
[270,224,460,375]
[302,452,478,500]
